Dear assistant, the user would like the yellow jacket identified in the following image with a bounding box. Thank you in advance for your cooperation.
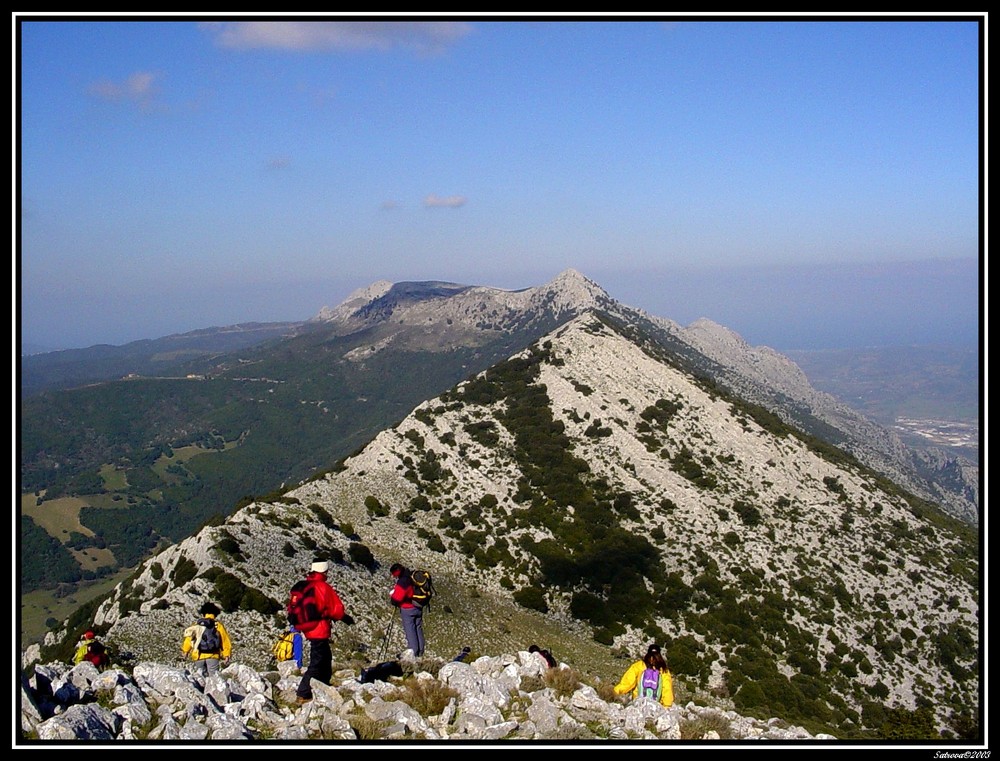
[181,614,232,661]
[613,660,674,708]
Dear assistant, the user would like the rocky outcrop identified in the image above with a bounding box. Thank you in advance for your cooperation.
[20,652,834,742]
[675,317,978,523]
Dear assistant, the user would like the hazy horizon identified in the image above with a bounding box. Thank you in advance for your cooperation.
[17,16,982,354]
[18,256,980,354]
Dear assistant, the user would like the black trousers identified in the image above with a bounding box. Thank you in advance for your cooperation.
[296,638,332,699]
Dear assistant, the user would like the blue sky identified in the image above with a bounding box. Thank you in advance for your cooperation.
[17,15,982,351]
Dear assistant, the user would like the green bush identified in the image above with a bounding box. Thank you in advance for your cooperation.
[365,495,389,518]
[211,571,281,614]
[212,532,245,561]
[513,586,548,613]
[171,556,198,586]
[348,542,377,570]
[308,503,337,530]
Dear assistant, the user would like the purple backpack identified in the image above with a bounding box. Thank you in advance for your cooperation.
[638,667,662,699]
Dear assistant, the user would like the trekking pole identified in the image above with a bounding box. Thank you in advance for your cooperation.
[375,617,395,663]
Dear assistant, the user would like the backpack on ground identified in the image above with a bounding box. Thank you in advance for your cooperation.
[272,631,296,662]
[410,569,435,608]
[638,667,663,700]
[287,580,322,632]
[358,660,404,684]
[196,617,223,655]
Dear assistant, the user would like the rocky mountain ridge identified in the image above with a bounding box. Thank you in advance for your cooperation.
[304,269,978,524]
[21,652,836,742]
[672,317,979,524]
[44,311,978,740]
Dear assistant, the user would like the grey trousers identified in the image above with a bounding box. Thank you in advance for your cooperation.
[194,657,220,677]
[400,606,425,656]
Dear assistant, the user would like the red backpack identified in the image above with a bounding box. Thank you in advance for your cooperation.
[84,641,110,669]
[287,580,322,633]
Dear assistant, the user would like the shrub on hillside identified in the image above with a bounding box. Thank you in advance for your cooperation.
[348,542,377,570]
[513,586,548,613]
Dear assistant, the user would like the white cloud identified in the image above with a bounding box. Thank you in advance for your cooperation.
[202,21,471,55]
[424,194,467,208]
[87,71,159,105]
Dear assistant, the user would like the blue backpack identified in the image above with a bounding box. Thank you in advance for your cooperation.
[638,667,663,700]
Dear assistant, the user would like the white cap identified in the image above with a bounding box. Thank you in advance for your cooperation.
[311,560,329,573]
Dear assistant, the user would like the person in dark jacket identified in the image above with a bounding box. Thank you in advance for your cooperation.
[389,563,425,657]
[295,559,346,703]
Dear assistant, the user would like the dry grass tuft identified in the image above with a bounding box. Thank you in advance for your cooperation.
[543,666,583,698]
[387,677,459,717]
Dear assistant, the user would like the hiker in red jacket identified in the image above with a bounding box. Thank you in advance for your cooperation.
[295,559,345,703]
[390,563,425,657]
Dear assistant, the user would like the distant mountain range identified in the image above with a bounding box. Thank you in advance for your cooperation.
[20,322,303,396]
[32,308,978,740]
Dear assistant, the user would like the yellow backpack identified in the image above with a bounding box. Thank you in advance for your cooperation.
[271,631,296,662]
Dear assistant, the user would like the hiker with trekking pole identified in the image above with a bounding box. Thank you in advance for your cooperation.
[389,563,434,658]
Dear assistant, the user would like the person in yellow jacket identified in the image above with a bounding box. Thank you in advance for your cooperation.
[613,643,674,708]
[181,601,232,677]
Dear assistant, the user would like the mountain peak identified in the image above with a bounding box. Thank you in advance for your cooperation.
[531,268,612,316]
[543,268,607,296]
[313,279,394,322]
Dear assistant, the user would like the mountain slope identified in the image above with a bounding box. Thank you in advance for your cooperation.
[667,318,979,524]
[62,313,979,739]
[19,268,978,614]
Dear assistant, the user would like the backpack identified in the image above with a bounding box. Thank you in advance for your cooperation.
[84,641,110,669]
[638,667,663,700]
[196,617,223,655]
[287,580,322,632]
[272,631,297,662]
[358,660,404,684]
[410,569,435,608]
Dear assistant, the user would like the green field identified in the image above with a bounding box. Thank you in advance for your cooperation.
[99,464,128,491]
[20,569,132,649]
[21,493,94,541]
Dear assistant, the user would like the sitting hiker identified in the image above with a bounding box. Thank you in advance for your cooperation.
[528,644,558,668]
[182,601,232,677]
[73,629,110,669]
[73,630,97,665]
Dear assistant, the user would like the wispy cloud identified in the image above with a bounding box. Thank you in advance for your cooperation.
[87,71,162,111]
[202,21,471,55]
[380,200,401,210]
[424,194,466,208]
